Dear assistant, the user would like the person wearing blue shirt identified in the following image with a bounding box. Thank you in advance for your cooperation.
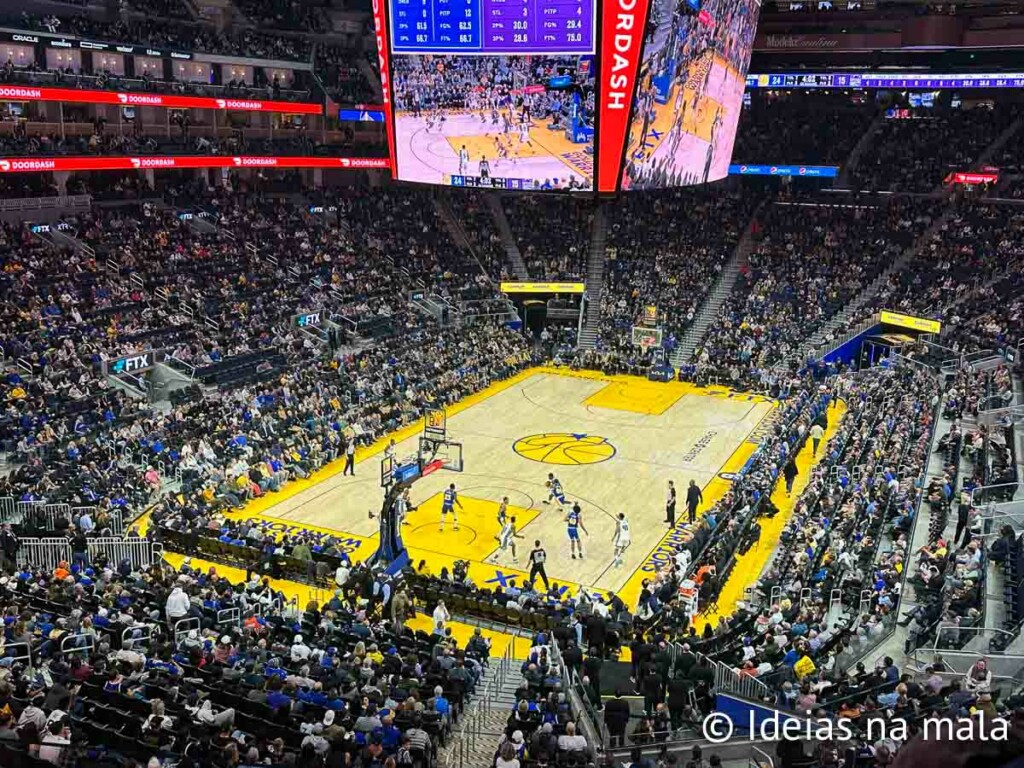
[882,656,899,683]
[431,685,450,723]
[267,687,292,711]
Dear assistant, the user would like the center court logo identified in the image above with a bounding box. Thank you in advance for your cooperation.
[512,433,616,466]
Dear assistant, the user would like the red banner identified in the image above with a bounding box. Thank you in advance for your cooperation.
[370,0,396,175]
[946,171,999,185]
[0,85,322,114]
[597,0,650,193]
[0,156,389,173]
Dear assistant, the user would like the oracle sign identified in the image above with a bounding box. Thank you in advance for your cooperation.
[0,156,390,173]
[0,85,322,114]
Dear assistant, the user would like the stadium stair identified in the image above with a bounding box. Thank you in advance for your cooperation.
[578,201,607,350]
[672,200,765,366]
[486,194,530,280]
[433,193,496,281]
[438,656,525,768]
[357,55,384,102]
[970,115,1023,172]
[836,110,887,189]
[798,204,958,363]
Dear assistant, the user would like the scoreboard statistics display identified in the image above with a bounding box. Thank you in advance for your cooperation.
[391,0,596,54]
[370,0,760,193]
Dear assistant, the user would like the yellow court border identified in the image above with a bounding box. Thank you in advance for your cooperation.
[138,367,779,590]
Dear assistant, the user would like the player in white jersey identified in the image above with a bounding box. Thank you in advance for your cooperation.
[612,512,631,567]
[458,145,470,176]
[491,515,522,563]
[518,117,532,145]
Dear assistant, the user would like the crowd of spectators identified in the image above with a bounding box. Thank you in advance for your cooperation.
[121,0,195,21]
[597,188,757,362]
[0,186,522,517]
[694,198,934,386]
[232,0,330,32]
[443,191,512,283]
[0,132,378,159]
[2,12,313,61]
[502,196,592,281]
[0,66,315,105]
[850,104,1016,193]
[0,550,488,767]
[318,44,382,106]
[818,199,1024,358]
[733,91,877,166]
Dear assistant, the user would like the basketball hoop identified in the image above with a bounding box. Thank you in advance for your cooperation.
[631,325,662,355]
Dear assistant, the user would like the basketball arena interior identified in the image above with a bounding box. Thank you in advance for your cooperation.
[0,1,1023,767]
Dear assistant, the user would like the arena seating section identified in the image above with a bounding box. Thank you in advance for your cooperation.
[0,16,1021,765]
[693,198,935,385]
[733,91,877,166]
[599,189,757,360]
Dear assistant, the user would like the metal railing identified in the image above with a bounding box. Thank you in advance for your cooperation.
[166,353,197,380]
[0,642,31,669]
[929,624,1017,653]
[445,639,516,768]
[173,617,201,645]
[713,656,772,702]
[122,623,157,652]
[15,536,162,570]
[0,195,91,212]
[16,538,71,568]
[60,633,96,657]
[970,484,1020,507]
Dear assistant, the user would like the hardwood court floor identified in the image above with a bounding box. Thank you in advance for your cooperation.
[247,368,775,597]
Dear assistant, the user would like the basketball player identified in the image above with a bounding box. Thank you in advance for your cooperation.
[543,473,566,506]
[492,515,521,563]
[458,145,470,176]
[479,156,491,181]
[495,136,509,165]
[496,496,510,527]
[517,115,531,146]
[439,482,463,532]
[612,512,631,567]
[399,488,415,525]
[566,501,589,560]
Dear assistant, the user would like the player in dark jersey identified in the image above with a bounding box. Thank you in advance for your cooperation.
[439,483,463,532]
[566,501,589,560]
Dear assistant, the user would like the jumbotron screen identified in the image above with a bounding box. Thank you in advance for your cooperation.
[370,0,760,192]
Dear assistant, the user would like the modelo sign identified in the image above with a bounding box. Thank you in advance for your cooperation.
[107,350,162,376]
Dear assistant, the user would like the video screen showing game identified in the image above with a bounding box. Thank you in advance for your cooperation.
[621,0,760,189]
[393,54,596,191]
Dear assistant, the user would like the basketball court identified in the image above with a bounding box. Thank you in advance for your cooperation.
[227,367,778,606]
